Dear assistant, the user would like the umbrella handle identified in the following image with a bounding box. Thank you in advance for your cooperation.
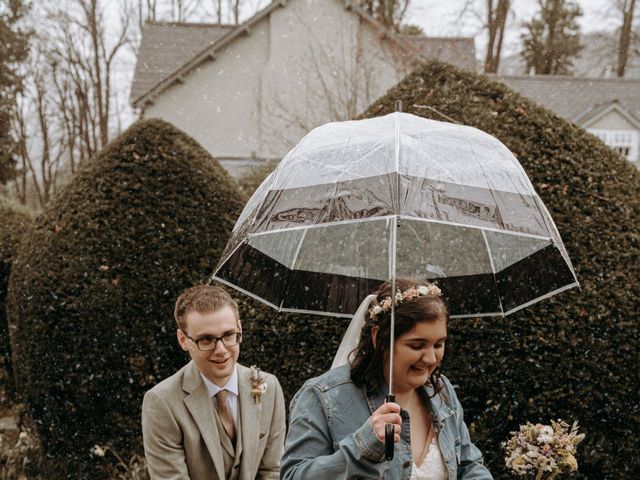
[384,394,395,460]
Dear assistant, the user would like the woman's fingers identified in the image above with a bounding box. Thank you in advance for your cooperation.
[376,402,401,415]
[370,402,402,442]
[376,413,402,426]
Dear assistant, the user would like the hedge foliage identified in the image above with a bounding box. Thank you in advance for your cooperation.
[6,119,248,478]
[357,61,639,478]
[0,196,33,402]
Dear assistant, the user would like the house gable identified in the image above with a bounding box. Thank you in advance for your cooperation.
[580,102,640,131]
[132,0,477,174]
[143,16,271,159]
[137,0,421,162]
[131,0,477,109]
[133,0,375,108]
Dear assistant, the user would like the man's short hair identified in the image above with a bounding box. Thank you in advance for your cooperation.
[174,284,239,330]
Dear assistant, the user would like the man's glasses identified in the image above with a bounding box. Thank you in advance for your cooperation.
[181,330,242,351]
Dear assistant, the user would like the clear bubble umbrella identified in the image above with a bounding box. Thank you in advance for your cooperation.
[211,110,579,459]
[211,111,579,319]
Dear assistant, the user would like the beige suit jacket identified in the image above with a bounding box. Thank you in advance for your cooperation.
[142,362,286,480]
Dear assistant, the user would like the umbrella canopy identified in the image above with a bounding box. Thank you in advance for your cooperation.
[212,112,579,318]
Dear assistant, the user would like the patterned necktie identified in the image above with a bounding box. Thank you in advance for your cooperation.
[215,389,236,444]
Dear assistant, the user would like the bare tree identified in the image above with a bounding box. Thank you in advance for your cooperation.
[10,0,131,207]
[0,0,31,185]
[617,0,637,76]
[137,0,158,32]
[356,0,411,32]
[11,51,67,206]
[213,0,244,24]
[484,0,511,73]
[146,0,247,24]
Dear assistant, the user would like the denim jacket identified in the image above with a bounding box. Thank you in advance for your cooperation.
[281,365,492,480]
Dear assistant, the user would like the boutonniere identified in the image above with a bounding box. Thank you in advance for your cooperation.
[250,365,267,403]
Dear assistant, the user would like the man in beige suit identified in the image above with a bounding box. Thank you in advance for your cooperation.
[142,285,286,479]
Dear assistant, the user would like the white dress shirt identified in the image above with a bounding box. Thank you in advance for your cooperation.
[200,366,239,426]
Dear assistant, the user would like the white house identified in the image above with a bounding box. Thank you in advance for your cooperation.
[495,75,640,167]
[130,0,476,177]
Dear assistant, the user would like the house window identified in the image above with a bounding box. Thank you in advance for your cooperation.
[614,146,630,157]
[588,128,639,164]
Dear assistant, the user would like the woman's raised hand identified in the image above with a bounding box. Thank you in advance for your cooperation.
[369,402,402,443]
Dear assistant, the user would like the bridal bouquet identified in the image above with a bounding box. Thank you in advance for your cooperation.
[504,419,585,479]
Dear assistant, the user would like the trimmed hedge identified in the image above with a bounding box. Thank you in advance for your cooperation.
[0,196,33,403]
[357,61,639,478]
[6,119,247,478]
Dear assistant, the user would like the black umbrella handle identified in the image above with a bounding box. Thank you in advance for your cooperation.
[384,394,395,460]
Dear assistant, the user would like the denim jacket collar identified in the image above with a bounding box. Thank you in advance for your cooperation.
[424,382,455,432]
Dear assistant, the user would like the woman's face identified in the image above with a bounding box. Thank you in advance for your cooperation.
[378,317,447,394]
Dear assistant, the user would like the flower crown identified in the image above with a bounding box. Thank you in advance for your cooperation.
[368,283,442,320]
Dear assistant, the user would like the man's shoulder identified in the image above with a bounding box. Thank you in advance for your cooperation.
[145,362,191,398]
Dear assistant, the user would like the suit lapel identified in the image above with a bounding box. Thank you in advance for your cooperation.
[182,362,226,480]
[238,364,261,477]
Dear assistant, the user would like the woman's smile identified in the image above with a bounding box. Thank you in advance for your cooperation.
[385,318,448,394]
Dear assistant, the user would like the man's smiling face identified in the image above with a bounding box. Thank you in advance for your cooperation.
[177,305,241,386]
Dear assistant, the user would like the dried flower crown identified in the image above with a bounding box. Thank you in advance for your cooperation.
[368,283,442,320]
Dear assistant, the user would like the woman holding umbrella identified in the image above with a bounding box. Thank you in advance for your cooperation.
[280,278,493,479]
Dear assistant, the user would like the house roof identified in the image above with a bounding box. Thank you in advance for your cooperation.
[130,22,235,103]
[493,75,640,126]
[130,0,477,107]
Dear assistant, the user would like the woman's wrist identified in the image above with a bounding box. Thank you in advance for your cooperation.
[351,419,386,461]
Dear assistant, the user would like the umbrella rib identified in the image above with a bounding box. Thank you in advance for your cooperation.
[289,228,308,271]
[211,276,281,312]
[211,239,248,280]
[274,306,354,318]
[502,282,581,316]
[450,311,506,319]
[481,229,505,316]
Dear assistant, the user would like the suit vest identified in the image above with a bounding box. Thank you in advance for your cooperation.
[212,397,243,479]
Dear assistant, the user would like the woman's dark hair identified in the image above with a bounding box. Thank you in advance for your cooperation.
[350,277,449,396]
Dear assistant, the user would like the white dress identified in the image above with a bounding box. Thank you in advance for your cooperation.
[410,437,448,480]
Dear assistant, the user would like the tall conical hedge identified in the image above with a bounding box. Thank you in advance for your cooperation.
[358,61,639,478]
[6,119,247,478]
[0,196,33,403]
